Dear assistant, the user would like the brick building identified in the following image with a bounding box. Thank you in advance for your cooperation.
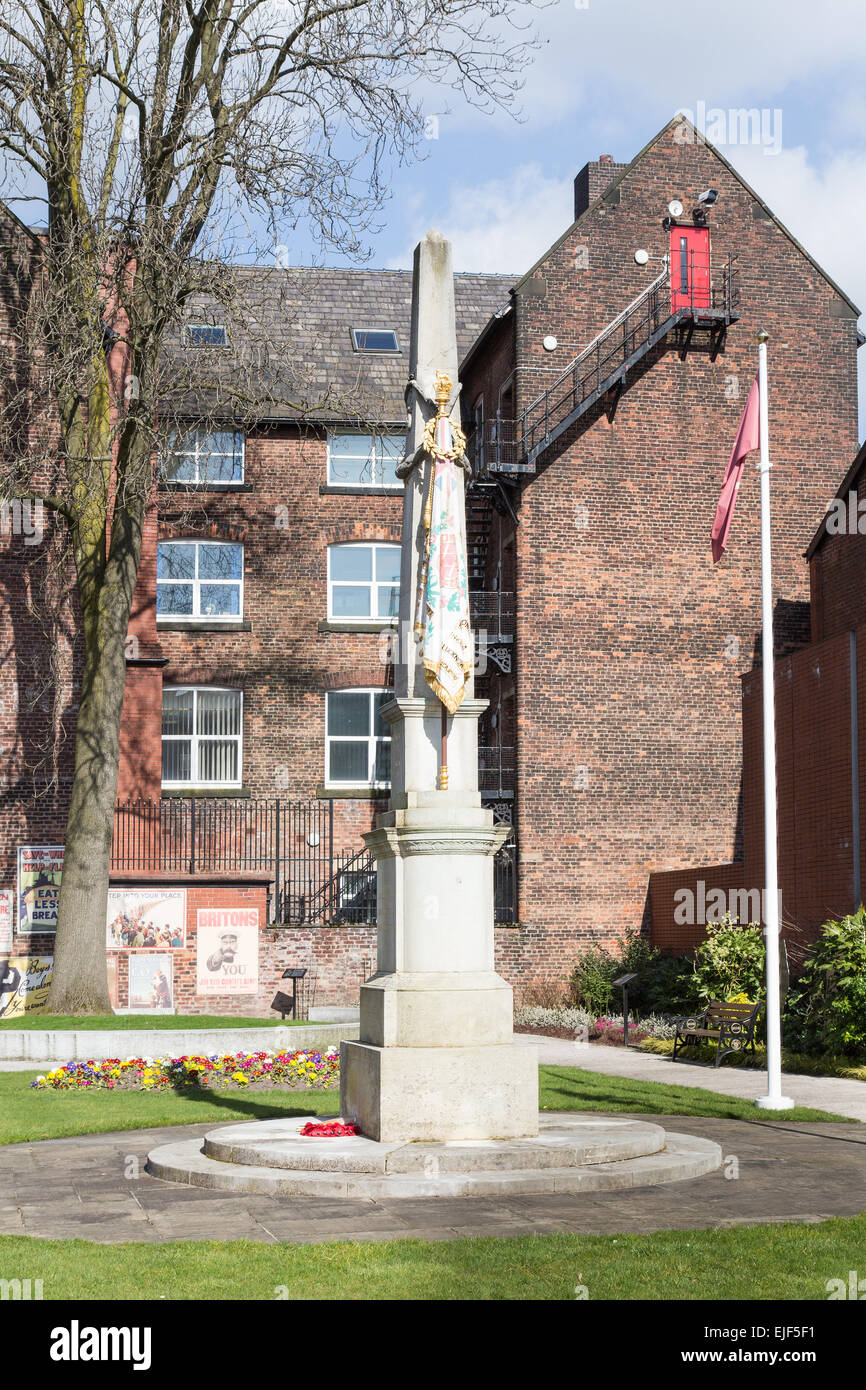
[1,112,863,1012]
[458,113,860,985]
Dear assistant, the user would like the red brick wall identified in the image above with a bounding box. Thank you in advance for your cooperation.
[117,665,162,802]
[649,863,748,954]
[649,627,863,961]
[742,633,857,952]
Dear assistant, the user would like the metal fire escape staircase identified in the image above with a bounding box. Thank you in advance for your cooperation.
[465,253,740,586]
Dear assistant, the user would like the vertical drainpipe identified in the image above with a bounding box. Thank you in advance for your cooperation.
[851,630,861,908]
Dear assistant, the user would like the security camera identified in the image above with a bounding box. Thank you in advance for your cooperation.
[697,188,719,205]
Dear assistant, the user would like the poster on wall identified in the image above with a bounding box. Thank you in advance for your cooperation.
[106,954,119,1011]
[106,888,187,950]
[196,908,259,995]
[127,953,174,1012]
[0,889,12,954]
[17,847,63,934]
[0,955,53,1018]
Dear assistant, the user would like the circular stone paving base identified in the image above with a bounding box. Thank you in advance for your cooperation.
[147,1114,722,1198]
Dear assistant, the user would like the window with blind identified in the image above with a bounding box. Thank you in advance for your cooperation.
[327,543,399,621]
[325,689,392,788]
[157,541,243,621]
[162,688,243,787]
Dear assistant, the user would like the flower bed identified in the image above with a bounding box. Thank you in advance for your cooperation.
[513,1005,679,1042]
[30,1048,340,1092]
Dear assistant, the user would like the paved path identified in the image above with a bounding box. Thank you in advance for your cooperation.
[1,1113,864,1244]
[515,1035,866,1122]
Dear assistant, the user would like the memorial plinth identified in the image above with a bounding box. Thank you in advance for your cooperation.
[340,701,538,1141]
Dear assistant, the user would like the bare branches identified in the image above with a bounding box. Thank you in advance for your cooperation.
[0,0,541,747]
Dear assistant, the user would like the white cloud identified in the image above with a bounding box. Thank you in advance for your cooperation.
[729,144,866,309]
[436,0,866,138]
[392,163,573,273]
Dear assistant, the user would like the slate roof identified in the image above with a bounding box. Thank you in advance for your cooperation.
[161,265,516,425]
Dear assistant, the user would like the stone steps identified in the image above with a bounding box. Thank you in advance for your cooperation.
[147,1114,722,1198]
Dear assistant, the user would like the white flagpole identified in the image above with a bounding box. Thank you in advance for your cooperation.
[754,331,794,1112]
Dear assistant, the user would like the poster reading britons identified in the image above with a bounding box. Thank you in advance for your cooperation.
[17,846,63,934]
[0,955,53,1019]
[196,908,259,995]
[106,888,187,950]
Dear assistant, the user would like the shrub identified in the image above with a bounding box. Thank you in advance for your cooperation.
[568,944,622,1015]
[569,931,701,1016]
[783,908,866,1056]
[639,951,702,1014]
[690,914,765,1004]
[517,979,570,1008]
[514,1004,593,1032]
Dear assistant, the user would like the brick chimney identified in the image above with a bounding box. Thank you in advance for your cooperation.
[574,154,630,220]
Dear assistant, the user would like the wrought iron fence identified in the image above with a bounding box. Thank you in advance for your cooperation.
[112,797,518,924]
[494,837,517,925]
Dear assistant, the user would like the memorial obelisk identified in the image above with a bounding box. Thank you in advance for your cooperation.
[340,231,538,1142]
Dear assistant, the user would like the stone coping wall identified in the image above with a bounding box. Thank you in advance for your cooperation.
[0,1021,359,1062]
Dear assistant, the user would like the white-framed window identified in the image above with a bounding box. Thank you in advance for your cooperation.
[327,543,399,622]
[325,689,392,789]
[157,541,244,622]
[183,324,228,347]
[162,428,244,485]
[162,687,243,787]
[326,430,403,488]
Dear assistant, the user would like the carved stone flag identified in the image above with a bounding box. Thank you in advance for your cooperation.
[415,378,473,713]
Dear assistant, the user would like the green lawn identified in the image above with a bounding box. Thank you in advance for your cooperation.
[0,1073,340,1145]
[2,1216,865,1299]
[0,1013,294,1030]
[0,1064,848,1146]
[538,1065,850,1123]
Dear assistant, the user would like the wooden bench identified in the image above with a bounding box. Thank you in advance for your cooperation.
[672,1000,761,1067]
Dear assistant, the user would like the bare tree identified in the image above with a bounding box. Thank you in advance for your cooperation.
[0,0,538,1011]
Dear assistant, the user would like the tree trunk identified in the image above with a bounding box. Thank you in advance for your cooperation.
[47,600,130,1013]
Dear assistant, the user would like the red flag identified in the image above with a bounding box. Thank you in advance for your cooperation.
[711,375,760,562]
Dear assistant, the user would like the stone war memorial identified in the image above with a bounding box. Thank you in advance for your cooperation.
[148,232,721,1196]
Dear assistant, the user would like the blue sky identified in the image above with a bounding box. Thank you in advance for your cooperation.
[304,0,866,433]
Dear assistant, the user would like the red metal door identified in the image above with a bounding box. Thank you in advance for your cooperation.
[670,225,710,312]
